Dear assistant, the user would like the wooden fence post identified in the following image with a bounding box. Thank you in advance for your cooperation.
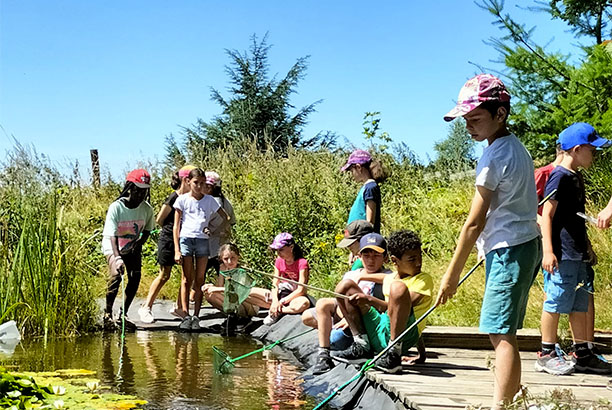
[90,149,100,188]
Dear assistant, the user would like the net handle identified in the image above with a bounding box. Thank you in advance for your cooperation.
[226,328,316,363]
[222,267,349,300]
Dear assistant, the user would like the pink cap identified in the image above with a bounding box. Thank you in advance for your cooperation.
[444,74,511,122]
[341,149,372,171]
[205,171,221,187]
[126,169,151,188]
[269,232,294,250]
[178,165,196,178]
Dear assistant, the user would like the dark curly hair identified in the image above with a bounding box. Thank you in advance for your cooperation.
[387,230,421,258]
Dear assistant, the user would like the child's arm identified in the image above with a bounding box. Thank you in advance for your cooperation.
[348,292,388,313]
[155,204,172,226]
[173,209,182,264]
[597,195,612,229]
[436,186,492,306]
[355,271,387,284]
[541,200,558,273]
[110,236,125,274]
[365,200,377,225]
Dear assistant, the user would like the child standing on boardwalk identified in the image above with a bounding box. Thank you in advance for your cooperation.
[102,169,155,331]
[333,231,433,374]
[173,168,225,331]
[204,171,236,276]
[245,233,312,325]
[537,122,611,376]
[342,150,386,233]
[138,165,193,324]
[436,74,542,409]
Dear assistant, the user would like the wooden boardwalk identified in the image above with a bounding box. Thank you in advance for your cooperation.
[367,347,612,409]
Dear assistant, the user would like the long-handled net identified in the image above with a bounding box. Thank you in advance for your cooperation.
[212,328,315,374]
[221,268,258,314]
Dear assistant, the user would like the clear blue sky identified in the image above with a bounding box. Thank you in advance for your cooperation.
[0,1,578,179]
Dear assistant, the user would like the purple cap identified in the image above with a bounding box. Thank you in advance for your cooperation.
[269,232,294,250]
[341,149,372,171]
[559,122,611,150]
[444,74,511,122]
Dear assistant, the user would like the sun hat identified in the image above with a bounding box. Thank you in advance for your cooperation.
[337,220,375,248]
[444,74,511,122]
[558,122,611,151]
[359,233,387,254]
[178,165,196,178]
[269,232,294,250]
[205,171,222,187]
[341,149,372,171]
[126,169,151,188]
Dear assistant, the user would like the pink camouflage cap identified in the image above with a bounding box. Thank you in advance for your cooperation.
[269,232,294,250]
[178,165,196,178]
[205,171,221,187]
[341,149,372,171]
[443,74,511,122]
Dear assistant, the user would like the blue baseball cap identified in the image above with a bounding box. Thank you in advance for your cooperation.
[359,233,387,254]
[558,122,611,151]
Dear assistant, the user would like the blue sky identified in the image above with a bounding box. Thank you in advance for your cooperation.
[0,1,578,179]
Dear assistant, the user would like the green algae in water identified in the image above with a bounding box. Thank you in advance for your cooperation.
[0,366,147,409]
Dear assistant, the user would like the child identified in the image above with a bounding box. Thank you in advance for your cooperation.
[436,74,542,408]
[101,169,155,331]
[245,233,312,325]
[535,144,563,218]
[537,122,611,375]
[204,171,236,276]
[173,168,225,331]
[332,231,433,374]
[336,219,374,271]
[203,243,259,332]
[341,150,386,233]
[138,165,194,324]
[308,231,392,375]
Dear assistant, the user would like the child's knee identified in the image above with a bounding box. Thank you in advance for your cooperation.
[301,309,316,327]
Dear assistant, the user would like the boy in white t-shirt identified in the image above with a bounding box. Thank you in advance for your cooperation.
[436,74,541,409]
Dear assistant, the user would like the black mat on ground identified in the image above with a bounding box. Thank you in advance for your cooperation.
[251,315,413,409]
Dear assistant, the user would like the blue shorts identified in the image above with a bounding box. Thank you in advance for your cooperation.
[179,237,210,258]
[543,260,589,314]
[480,237,542,334]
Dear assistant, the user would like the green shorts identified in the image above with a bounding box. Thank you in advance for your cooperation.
[362,306,419,354]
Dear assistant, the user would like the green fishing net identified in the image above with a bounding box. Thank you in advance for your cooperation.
[221,268,257,314]
[212,345,235,374]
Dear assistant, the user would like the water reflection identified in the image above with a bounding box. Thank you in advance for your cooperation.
[0,332,313,410]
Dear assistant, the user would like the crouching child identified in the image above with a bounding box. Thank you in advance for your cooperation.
[333,230,433,374]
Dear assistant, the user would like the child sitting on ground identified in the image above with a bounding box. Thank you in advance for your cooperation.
[308,231,391,374]
[245,233,313,325]
[333,230,433,374]
[537,122,612,376]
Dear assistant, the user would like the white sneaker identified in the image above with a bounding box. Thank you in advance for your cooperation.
[138,306,154,324]
[179,316,192,331]
[263,314,279,326]
[191,316,201,331]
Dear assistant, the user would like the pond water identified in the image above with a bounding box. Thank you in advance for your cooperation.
[0,331,316,409]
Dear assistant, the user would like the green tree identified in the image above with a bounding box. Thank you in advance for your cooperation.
[432,119,476,171]
[548,0,612,44]
[185,33,321,154]
[479,0,612,160]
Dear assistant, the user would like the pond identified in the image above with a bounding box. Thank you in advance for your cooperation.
[0,331,316,409]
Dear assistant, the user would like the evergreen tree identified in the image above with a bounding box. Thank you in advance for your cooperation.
[433,119,476,171]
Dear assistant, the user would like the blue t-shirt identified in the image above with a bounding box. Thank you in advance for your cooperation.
[347,180,381,233]
[544,166,588,261]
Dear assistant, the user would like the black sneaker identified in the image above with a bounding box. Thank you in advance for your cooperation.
[574,353,612,375]
[375,349,402,374]
[333,342,372,361]
[312,354,335,375]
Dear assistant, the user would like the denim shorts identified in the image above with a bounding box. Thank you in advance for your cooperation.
[480,237,542,334]
[362,307,419,354]
[179,237,210,258]
[543,260,589,314]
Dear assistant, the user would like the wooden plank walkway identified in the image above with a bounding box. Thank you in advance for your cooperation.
[367,347,612,409]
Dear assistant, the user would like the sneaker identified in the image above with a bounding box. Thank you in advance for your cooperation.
[573,353,612,375]
[191,316,201,331]
[375,349,402,374]
[138,306,154,324]
[312,354,335,375]
[103,313,117,332]
[263,314,279,326]
[333,342,372,361]
[534,349,574,375]
[591,346,610,364]
[179,316,192,331]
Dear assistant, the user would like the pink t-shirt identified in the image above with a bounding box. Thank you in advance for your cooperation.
[275,257,309,291]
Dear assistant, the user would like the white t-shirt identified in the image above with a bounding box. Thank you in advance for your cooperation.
[101,199,155,256]
[475,133,540,255]
[343,268,392,296]
[173,193,220,239]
